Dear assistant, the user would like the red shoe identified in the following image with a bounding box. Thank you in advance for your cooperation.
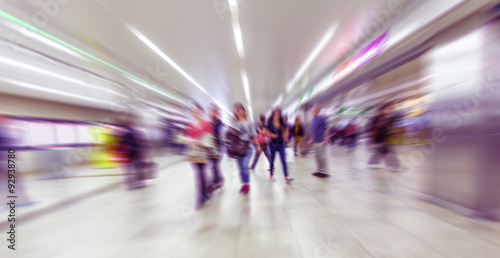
[240,184,250,194]
[270,175,275,181]
[285,177,294,184]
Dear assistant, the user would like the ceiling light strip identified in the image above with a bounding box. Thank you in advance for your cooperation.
[0,9,186,104]
[0,55,125,97]
[286,26,337,92]
[0,77,122,109]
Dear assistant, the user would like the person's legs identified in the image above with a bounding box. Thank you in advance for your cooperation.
[237,147,253,184]
[298,136,305,155]
[317,144,328,174]
[352,134,358,147]
[293,137,298,155]
[250,148,261,170]
[211,158,224,186]
[368,146,384,165]
[278,144,288,178]
[242,147,253,183]
[313,143,323,172]
[192,163,208,208]
[262,144,272,167]
[384,145,401,168]
[237,157,245,183]
[268,144,277,177]
[312,143,329,178]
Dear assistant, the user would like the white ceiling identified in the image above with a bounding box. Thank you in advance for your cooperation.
[0,0,472,120]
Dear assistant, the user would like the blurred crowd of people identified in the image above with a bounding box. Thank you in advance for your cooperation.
[0,100,404,211]
[176,101,404,209]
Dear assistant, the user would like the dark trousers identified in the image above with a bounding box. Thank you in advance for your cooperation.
[368,145,400,168]
[347,134,358,148]
[250,143,271,169]
[210,158,224,186]
[192,163,209,206]
[125,154,145,188]
[269,144,288,177]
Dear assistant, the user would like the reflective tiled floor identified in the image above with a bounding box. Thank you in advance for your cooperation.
[1,142,500,257]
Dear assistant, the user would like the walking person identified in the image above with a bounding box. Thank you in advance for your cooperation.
[233,103,260,194]
[283,116,293,144]
[118,116,149,190]
[308,104,330,178]
[208,104,224,192]
[293,117,306,157]
[367,102,401,170]
[250,114,271,171]
[345,118,358,152]
[180,104,215,209]
[267,108,293,183]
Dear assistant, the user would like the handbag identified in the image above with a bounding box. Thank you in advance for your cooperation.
[185,133,215,164]
[226,130,250,158]
[257,133,266,145]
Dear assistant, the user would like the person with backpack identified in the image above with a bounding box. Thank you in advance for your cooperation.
[231,103,260,194]
[293,116,306,157]
[266,108,293,183]
[250,114,271,171]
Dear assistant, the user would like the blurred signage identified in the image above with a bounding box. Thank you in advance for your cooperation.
[332,31,389,82]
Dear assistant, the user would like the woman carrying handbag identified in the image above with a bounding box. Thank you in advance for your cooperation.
[231,103,261,194]
[178,104,215,210]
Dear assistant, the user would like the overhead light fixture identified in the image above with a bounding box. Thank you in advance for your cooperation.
[228,1,245,59]
[1,21,88,62]
[145,101,184,115]
[241,70,251,103]
[227,0,253,120]
[127,26,209,95]
[273,94,284,107]
[0,55,127,98]
[95,1,211,100]
[286,25,338,93]
[0,77,123,109]
[124,75,185,103]
[0,9,187,104]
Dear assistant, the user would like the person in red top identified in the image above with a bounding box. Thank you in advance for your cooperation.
[183,103,214,209]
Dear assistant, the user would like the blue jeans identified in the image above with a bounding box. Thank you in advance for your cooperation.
[269,144,288,177]
[237,147,253,184]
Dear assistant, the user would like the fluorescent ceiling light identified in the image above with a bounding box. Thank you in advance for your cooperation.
[124,75,184,103]
[1,21,88,62]
[286,25,337,93]
[0,9,186,104]
[0,55,127,98]
[227,0,245,58]
[273,94,284,107]
[95,1,209,99]
[145,101,184,115]
[128,26,209,95]
[0,77,122,109]
[241,70,251,104]
[232,21,245,58]
[247,106,254,122]
[227,0,252,118]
